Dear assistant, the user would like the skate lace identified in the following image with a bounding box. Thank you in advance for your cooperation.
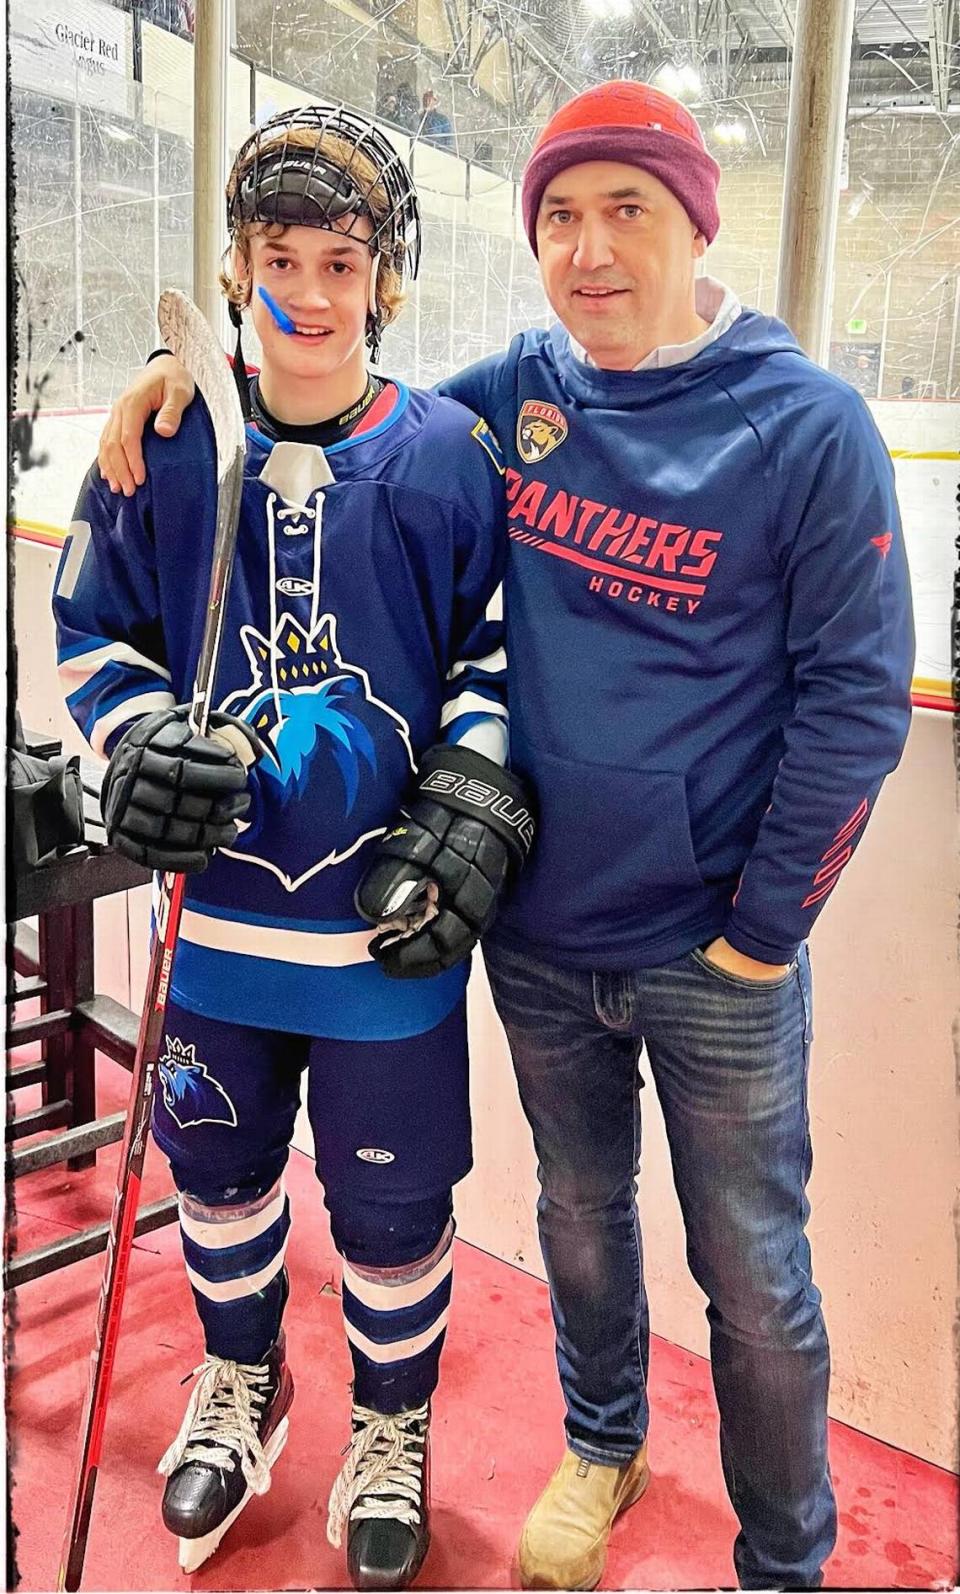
[157,1354,274,1497]
[326,1402,428,1549]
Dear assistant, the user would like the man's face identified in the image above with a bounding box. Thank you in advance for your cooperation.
[241,215,375,382]
[535,160,706,369]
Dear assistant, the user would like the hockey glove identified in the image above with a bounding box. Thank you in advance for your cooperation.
[102,704,266,873]
[356,744,535,980]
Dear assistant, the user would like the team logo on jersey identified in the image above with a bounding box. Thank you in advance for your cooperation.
[276,576,315,596]
[220,611,415,892]
[158,1036,238,1130]
[517,400,568,464]
[356,1147,395,1164]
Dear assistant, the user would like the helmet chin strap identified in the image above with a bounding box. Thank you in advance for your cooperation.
[367,251,380,316]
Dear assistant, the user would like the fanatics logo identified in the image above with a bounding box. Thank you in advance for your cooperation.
[517,400,568,464]
[356,1147,396,1164]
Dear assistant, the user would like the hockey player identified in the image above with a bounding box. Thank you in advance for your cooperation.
[53,104,533,1590]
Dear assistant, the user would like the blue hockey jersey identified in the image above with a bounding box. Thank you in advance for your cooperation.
[54,382,509,1037]
[437,313,915,968]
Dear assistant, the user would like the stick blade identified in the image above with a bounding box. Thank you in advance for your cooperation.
[157,291,245,477]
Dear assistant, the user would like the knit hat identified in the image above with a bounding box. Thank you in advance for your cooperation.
[521,80,721,256]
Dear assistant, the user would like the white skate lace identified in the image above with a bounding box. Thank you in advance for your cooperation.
[157,1354,274,1497]
[326,1402,428,1549]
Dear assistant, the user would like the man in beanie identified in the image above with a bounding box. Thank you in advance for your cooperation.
[98,79,914,1591]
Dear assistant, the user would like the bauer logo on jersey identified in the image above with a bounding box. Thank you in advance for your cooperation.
[517,400,568,465]
[220,611,415,892]
[158,1036,239,1130]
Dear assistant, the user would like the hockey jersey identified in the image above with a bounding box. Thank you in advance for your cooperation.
[54,382,509,1038]
[437,314,915,969]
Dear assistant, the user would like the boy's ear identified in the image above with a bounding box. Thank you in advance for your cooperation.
[233,242,253,305]
[692,229,707,260]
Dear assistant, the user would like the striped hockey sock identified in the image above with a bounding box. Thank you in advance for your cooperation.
[178,1179,291,1363]
[340,1221,454,1413]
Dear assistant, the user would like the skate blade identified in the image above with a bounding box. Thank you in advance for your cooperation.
[177,1417,290,1573]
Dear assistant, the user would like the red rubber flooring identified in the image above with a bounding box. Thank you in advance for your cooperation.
[6,1060,958,1593]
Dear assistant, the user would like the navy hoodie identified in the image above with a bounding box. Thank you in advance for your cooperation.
[437,312,915,968]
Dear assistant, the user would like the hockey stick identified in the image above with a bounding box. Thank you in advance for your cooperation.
[57,291,247,1593]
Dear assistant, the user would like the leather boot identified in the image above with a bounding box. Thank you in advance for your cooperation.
[518,1443,650,1590]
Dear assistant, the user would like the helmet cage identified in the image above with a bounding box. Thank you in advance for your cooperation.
[227,103,422,284]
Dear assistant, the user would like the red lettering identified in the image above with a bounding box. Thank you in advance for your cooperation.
[680,528,723,579]
[509,480,547,527]
[665,595,679,613]
[588,575,604,592]
[646,590,660,607]
[608,581,623,597]
[573,499,606,545]
[539,489,580,541]
[621,517,658,565]
[587,507,637,555]
[628,587,642,603]
[687,599,701,615]
[645,522,692,573]
[505,468,523,501]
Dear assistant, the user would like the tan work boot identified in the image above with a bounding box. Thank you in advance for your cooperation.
[518,1443,650,1590]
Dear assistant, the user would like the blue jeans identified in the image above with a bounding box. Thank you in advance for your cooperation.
[482,935,837,1590]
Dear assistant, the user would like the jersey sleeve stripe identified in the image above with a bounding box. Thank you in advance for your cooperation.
[58,639,173,690]
[440,688,509,727]
[89,689,177,757]
[446,645,507,680]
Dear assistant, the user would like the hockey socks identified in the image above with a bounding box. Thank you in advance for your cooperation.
[178,1180,290,1362]
[158,1331,294,1572]
[339,1220,453,1412]
[327,1403,431,1591]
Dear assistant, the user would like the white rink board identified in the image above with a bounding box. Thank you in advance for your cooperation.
[14,404,956,689]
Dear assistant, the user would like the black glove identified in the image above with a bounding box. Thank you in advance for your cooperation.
[356,744,535,979]
[102,704,265,873]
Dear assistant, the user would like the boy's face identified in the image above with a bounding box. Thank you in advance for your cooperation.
[240,215,376,382]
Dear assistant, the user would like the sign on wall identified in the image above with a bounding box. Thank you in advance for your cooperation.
[10,0,135,114]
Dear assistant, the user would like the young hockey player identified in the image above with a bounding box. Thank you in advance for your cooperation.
[53,104,532,1590]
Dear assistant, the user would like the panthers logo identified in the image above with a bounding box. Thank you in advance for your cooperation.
[517,400,568,464]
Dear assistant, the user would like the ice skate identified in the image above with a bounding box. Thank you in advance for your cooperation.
[327,1401,431,1590]
[158,1331,294,1572]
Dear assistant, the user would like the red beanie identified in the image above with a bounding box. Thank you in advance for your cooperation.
[521,81,721,255]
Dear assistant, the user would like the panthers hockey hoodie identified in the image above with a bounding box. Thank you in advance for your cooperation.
[438,310,915,968]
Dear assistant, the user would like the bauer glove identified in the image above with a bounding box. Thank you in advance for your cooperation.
[101,704,266,874]
[356,744,535,979]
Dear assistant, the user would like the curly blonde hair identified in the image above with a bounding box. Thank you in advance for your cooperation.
[219,126,406,332]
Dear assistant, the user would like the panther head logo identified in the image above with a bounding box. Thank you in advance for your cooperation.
[517,400,568,464]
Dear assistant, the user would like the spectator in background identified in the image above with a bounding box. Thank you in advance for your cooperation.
[420,89,455,154]
[473,137,494,166]
[394,80,419,132]
[899,376,916,399]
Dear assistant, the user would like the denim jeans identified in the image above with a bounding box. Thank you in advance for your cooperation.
[482,934,837,1590]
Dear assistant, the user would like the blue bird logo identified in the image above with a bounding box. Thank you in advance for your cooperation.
[218,612,415,892]
[157,1036,238,1130]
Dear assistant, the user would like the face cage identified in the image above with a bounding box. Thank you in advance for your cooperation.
[227,102,422,283]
